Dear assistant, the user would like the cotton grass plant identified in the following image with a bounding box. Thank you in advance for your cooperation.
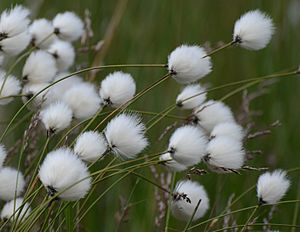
[0,4,299,232]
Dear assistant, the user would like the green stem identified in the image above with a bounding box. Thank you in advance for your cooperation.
[165,172,176,232]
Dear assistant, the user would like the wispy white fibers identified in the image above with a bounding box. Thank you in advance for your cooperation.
[40,101,73,135]
[0,70,21,105]
[167,45,212,84]
[62,82,101,119]
[0,31,31,56]
[22,83,50,110]
[53,11,84,42]
[0,144,7,167]
[39,147,91,201]
[22,50,57,83]
[0,167,25,201]
[176,84,206,110]
[1,198,31,222]
[104,114,148,159]
[193,100,235,133]
[29,19,56,49]
[48,40,75,71]
[0,5,30,38]
[171,180,209,221]
[257,170,290,205]
[99,71,136,108]
[210,122,244,142]
[74,131,108,162]
[233,10,275,50]
[205,137,245,170]
[167,125,207,167]
[159,152,187,172]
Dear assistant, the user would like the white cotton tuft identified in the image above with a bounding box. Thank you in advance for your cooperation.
[29,19,56,49]
[62,82,101,119]
[210,122,244,142]
[205,137,245,170]
[104,114,148,159]
[0,144,7,167]
[257,170,290,205]
[53,11,84,42]
[167,45,212,84]
[0,31,31,56]
[99,71,136,108]
[22,83,50,110]
[1,198,31,222]
[168,125,207,167]
[0,5,30,37]
[194,100,235,133]
[159,152,187,172]
[176,84,206,110]
[48,40,75,71]
[233,10,275,50]
[171,180,209,221]
[22,50,57,83]
[74,131,108,162]
[0,167,25,201]
[40,101,73,135]
[39,147,91,201]
[0,70,21,105]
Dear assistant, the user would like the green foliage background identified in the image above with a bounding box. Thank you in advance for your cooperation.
[0,0,299,231]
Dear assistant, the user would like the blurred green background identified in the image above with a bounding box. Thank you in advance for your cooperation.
[0,0,299,231]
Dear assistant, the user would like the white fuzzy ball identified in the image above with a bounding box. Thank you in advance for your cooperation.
[99,71,136,108]
[233,10,275,50]
[0,167,25,201]
[168,45,212,84]
[159,152,187,172]
[0,144,7,167]
[62,82,101,119]
[257,170,290,205]
[210,122,244,142]
[29,19,56,49]
[0,70,21,105]
[0,5,30,37]
[39,147,91,201]
[205,137,245,170]
[0,31,31,56]
[168,125,207,167]
[1,198,31,222]
[194,100,235,133]
[74,131,108,162]
[40,101,73,134]
[104,114,148,159]
[171,180,209,221]
[22,50,57,83]
[53,11,84,42]
[48,40,75,71]
[176,84,206,110]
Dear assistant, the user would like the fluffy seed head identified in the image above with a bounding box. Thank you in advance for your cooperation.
[168,125,208,167]
[233,10,275,50]
[22,50,57,83]
[0,31,31,56]
[168,45,212,84]
[40,101,73,135]
[205,137,245,170]
[104,114,148,159]
[210,122,244,142]
[0,144,7,167]
[99,71,136,108]
[257,170,290,205]
[29,19,56,49]
[0,167,25,201]
[1,198,31,222]
[0,70,21,105]
[171,180,209,221]
[159,152,187,172]
[62,82,101,119]
[0,5,30,37]
[48,40,75,71]
[74,131,108,162]
[194,100,235,133]
[176,84,206,110]
[39,147,91,201]
[53,11,84,42]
